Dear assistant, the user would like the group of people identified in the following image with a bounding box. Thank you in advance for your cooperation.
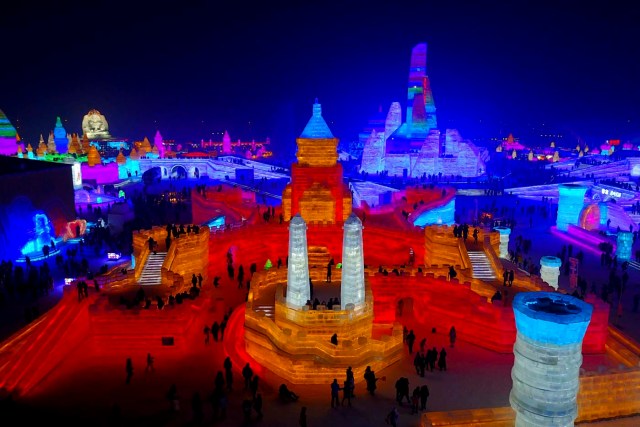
[203,308,231,343]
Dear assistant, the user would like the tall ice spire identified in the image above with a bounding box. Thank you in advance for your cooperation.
[286,213,310,307]
[341,213,365,310]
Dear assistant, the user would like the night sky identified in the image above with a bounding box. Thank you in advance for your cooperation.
[1,0,639,154]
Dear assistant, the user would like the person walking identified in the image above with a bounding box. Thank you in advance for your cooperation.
[203,324,210,344]
[449,326,457,348]
[146,352,155,372]
[242,363,253,390]
[253,393,263,420]
[420,384,430,411]
[330,379,341,408]
[406,329,416,354]
[438,347,448,371]
[299,406,307,427]
[125,357,133,384]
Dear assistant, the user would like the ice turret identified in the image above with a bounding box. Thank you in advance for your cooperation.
[341,213,365,310]
[286,213,310,307]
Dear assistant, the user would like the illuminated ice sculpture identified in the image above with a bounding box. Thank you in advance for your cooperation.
[616,231,633,262]
[493,226,511,259]
[540,256,562,290]
[341,213,365,309]
[510,292,593,427]
[21,213,54,256]
[556,184,587,232]
[286,213,311,307]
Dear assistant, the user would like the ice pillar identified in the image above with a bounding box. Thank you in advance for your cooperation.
[540,256,562,290]
[617,231,632,262]
[493,226,511,259]
[510,292,592,427]
[286,214,310,307]
[556,184,587,231]
[341,213,365,310]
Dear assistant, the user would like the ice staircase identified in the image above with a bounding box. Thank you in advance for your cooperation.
[138,252,167,285]
[254,305,274,319]
[467,251,497,280]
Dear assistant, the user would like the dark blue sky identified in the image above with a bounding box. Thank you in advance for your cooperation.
[1,0,639,154]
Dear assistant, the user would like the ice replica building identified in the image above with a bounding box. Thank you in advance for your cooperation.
[0,109,20,156]
[282,100,352,223]
[360,43,488,178]
[244,213,403,384]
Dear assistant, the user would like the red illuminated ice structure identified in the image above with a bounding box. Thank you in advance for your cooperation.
[0,104,638,425]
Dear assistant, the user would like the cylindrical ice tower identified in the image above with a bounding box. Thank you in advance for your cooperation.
[616,231,632,262]
[510,292,593,427]
[494,226,511,259]
[540,256,562,290]
[556,184,587,232]
[341,213,365,310]
[286,213,310,307]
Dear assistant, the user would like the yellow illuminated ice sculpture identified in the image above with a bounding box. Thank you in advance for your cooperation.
[244,213,403,384]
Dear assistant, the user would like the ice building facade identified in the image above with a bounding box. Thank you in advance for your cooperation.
[359,43,488,178]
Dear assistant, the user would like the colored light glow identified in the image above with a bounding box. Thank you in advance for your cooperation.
[556,184,587,231]
[510,292,592,426]
[107,252,121,260]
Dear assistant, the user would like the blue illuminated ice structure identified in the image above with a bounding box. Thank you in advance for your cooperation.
[540,256,562,290]
[286,214,310,307]
[21,213,54,256]
[617,231,632,261]
[412,198,456,227]
[341,213,365,310]
[510,292,593,427]
[556,184,587,232]
[493,226,511,259]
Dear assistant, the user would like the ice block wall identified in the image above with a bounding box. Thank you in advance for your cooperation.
[557,184,588,231]
[510,292,593,427]
[341,213,365,310]
[616,231,632,261]
[286,213,310,307]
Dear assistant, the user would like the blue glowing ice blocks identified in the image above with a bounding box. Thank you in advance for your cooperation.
[286,214,310,307]
[510,292,593,427]
[616,231,632,262]
[341,213,365,310]
[556,184,587,231]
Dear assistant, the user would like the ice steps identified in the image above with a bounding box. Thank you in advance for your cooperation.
[138,252,167,286]
[254,305,274,318]
[467,251,497,280]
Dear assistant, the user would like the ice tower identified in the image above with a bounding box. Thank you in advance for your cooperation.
[286,214,310,307]
[341,213,365,310]
[53,117,68,153]
[282,99,352,223]
[510,292,593,427]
